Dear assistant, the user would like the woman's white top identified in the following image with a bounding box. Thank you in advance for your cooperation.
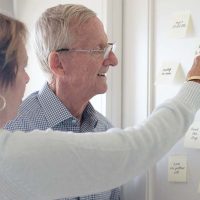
[0,82,200,200]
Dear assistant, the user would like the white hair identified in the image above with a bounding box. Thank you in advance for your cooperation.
[34,4,96,82]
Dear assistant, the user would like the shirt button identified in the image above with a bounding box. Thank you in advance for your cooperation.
[72,119,77,124]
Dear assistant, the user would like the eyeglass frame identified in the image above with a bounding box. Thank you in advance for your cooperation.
[55,42,116,59]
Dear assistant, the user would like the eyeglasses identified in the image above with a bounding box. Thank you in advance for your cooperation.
[56,42,116,59]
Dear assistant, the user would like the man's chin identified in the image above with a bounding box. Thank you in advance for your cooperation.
[97,87,107,95]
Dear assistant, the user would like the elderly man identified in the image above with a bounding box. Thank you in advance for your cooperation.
[5,4,120,200]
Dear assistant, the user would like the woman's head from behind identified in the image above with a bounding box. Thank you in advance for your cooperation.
[0,13,29,127]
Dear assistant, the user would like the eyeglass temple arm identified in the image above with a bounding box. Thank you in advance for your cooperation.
[56,48,70,52]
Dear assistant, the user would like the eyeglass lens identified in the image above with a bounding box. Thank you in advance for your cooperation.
[104,44,115,59]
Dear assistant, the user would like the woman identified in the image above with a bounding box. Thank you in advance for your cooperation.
[1,12,200,200]
[0,14,29,128]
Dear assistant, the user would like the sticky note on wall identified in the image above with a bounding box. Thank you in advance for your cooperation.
[168,155,187,182]
[198,182,200,193]
[184,122,200,149]
[155,62,185,85]
[169,11,192,38]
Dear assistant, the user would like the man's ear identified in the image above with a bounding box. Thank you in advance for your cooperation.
[48,52,65,76]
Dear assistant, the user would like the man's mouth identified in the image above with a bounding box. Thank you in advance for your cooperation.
[97,73,106,77]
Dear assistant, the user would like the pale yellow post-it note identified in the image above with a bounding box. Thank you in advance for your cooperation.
[168,155,187,183]
[169,11,191,38]
[184,122,200,149]
[155,62,185,85]
[198,182,200,193]
[194,41,200,56]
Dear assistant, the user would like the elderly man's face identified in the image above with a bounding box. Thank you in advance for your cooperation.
[58,16,118,100]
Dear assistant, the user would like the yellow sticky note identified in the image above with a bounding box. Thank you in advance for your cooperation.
[184,122,200,149]
[169,11,191,38]
[168,155,187,183]
[155,62,185,85]
[198,182,200,193]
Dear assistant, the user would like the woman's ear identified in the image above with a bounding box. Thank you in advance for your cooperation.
[48,52,65,76]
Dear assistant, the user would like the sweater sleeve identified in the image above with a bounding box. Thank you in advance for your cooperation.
[0,81,200,200]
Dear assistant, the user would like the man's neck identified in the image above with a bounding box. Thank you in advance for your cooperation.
[49,82,89,120]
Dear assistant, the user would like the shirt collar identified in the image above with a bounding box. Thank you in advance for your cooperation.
[38,82,98,128]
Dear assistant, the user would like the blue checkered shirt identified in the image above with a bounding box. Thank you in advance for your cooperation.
[5,82,121,200]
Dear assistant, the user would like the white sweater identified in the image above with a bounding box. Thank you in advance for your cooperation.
[0,81,200,200]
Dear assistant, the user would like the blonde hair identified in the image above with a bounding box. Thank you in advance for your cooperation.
[34,4,96,81]
[0,13,27,88]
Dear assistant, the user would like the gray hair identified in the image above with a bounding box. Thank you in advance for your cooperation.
[34,4,96,81]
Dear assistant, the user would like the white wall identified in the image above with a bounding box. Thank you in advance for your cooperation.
[121,0,149,199]
[122,0,149,127]
[0,0,13,15]
[105,0,122,127]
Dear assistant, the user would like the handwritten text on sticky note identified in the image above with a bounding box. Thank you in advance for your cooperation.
[168,155,187,182]
[155,62,182,85]
[184,122,200,149]
[169,11,191,38]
